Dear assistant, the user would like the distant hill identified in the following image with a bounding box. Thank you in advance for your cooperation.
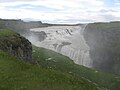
[0,19,45,34]
[0,19,83,38]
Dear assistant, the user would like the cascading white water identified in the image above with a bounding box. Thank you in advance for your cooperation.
[29,25,92,67]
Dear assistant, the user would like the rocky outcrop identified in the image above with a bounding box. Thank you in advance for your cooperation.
[83,22,120,75]
[0,29,32,61]
[30,31,47,41]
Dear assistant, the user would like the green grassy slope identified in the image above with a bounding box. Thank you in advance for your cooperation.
[0,51,99,90]
[0,29,17,36]
[0,29,99,90]
[33,46,120,90]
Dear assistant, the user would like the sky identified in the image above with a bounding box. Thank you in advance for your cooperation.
[0,0,120,24]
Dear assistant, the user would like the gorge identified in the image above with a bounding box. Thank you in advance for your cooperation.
[29,22,120,75]
[29,25,92,67]
[1,19,120,75]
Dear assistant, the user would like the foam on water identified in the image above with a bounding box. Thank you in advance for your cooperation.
[30,25,92,67]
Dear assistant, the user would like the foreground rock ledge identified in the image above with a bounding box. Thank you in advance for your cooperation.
[0,29,32,61]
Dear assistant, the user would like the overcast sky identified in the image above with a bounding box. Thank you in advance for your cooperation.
[0,0,120,24]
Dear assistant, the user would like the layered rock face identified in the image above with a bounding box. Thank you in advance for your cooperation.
[0,29,32,61]
[83,22,120,75]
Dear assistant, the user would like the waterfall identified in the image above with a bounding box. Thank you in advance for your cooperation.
[30,25,92,68]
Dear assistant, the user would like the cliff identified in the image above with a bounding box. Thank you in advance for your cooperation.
[0,29,32,61]
[0,19,50,36]
[83,22,120,75]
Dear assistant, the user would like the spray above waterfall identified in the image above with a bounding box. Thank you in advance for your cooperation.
[80,24,88,34]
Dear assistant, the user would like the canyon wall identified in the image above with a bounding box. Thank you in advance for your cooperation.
[83,22,120,75]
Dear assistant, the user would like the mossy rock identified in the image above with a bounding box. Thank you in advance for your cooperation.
[0,29,32,61]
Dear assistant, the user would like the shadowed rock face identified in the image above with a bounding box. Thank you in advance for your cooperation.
[0,30,32,61]
[83,22,120,75]
[30,31,47,41]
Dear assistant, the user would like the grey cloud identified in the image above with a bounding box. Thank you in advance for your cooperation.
[101,14,120,21]
[100,9,117,13]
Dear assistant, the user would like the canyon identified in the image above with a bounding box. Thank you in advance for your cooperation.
[1,19,120,75]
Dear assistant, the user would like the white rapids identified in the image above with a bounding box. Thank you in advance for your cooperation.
[29,25,92,67]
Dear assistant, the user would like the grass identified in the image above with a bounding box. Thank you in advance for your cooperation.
[0,50,99,90]
[0,29,17,36]
[33,46,120,90]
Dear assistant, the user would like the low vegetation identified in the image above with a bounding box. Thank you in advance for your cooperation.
[0,50,99,90]
[33,46,120,90]
[0,29,17,36]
